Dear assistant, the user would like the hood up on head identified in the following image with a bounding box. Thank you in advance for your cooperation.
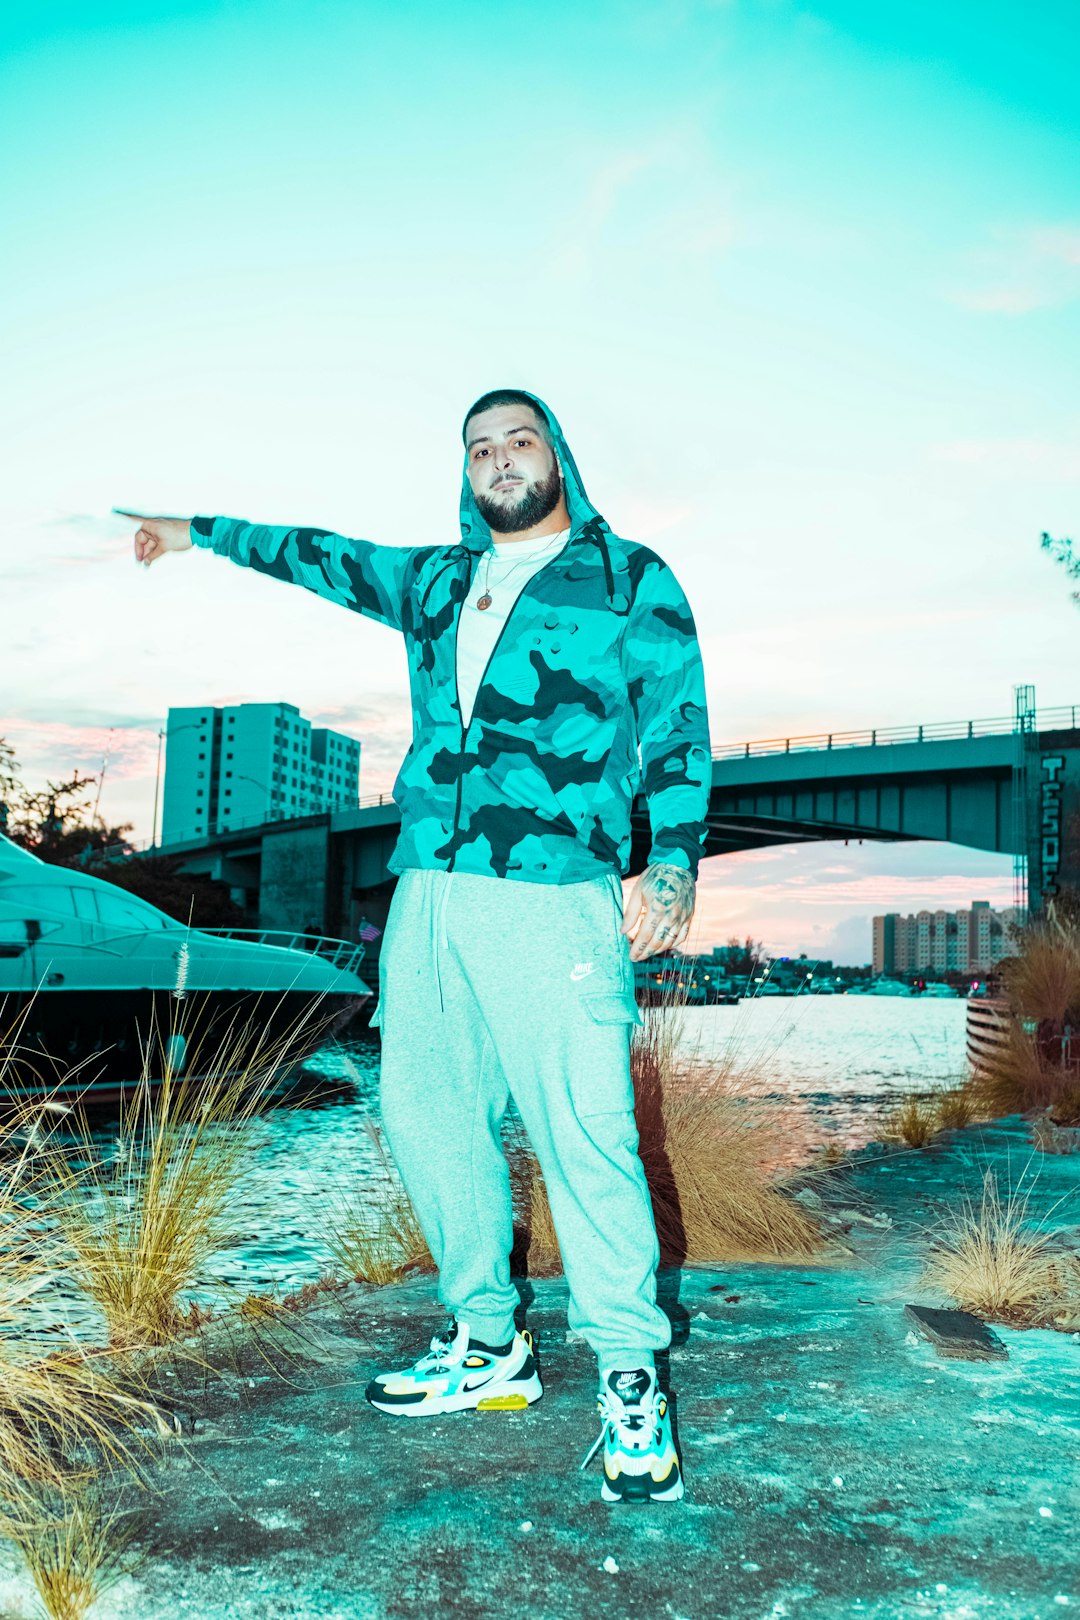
[457,389,605,549]
[417,388,622,616]
[420,388,625,617]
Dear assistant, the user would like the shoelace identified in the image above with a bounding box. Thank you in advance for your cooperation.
[414,1321,464,1375]
[579,1385,661,1471]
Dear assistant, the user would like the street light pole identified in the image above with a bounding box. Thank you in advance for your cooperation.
[151,727,164,851]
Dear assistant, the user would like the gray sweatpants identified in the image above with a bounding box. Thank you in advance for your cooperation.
[369,866,670,1370]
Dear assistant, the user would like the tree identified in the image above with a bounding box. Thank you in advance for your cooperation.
[0,735,245,928]
[1040,531,1080,605]
[721,935,768,977]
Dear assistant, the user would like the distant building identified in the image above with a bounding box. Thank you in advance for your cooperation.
[161,702,361,844]
[872,901,1024,976]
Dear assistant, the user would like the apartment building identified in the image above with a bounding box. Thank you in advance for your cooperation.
[160,702,361,844]
[872,901,1024,977]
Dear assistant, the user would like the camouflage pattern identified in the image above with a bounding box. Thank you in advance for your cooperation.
[190,389,711,884]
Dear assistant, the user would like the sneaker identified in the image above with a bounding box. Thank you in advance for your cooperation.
[580,1367,683,1502]
[365,1318,542,1417]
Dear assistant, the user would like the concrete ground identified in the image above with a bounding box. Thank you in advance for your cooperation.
[1,1118,1078,1619]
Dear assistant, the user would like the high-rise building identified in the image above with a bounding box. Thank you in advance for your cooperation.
[160,702,361,844]
[872,901,1024,976]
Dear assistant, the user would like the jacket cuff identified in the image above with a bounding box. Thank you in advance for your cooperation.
[646,847,697,880]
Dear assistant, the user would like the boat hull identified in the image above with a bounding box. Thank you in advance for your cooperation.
[0,985,368,1104]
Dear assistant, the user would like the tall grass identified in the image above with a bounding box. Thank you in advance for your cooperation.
[0,1084,171,1493]
[980,902,1080,1122]
[506,988,824,1271]
[999,912,1080,1028]
[0,1481,145,1620]
[876,1079,987,1148]
[919,1164,1079,1327]
[879,1094,941,1148]
[321,1119,434,1286]
[1,969,352,1615]
[39,983,343,1349]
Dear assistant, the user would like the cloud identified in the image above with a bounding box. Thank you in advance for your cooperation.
[1,510,125,582]
[542,124,743,287]
[933,435,1080,481]
[942,221,1080,315]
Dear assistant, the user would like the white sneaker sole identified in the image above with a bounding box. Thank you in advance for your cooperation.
[601,1471,684,1503]
[367,1370,544,1418]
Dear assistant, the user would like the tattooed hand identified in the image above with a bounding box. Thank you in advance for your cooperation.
[620,862,696,962]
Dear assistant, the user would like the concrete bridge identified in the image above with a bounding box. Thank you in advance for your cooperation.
[157,701,1080,941]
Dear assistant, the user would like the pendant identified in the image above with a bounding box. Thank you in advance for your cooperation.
[477,594,492,610]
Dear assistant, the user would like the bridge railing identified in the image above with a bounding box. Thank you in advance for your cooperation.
[711,704,1080,760]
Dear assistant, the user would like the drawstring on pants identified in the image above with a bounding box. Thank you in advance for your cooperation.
[430,872,453,1014]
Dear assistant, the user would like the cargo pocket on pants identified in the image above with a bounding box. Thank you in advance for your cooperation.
[576,990,642,1116]
[582,990,644,1028]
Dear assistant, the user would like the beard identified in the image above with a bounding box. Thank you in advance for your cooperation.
[474,461,563,534]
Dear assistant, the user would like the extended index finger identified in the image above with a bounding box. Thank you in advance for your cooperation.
[113,508,188,523]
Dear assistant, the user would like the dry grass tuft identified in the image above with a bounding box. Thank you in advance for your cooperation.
[980,904,1080,1124]
[933,1084,980,1132]
[0,1085,174,1495]
[1048,1081,1080,1128]
[971,1018,1061,1117]
[880,1093,941,1148]
[919,1164,1078,1327]
[38,986,340,1350]
[0,1479,145,1620]
[1000,914,1080,1027]
[321,1121,435,1286]
[507,992,825,1271]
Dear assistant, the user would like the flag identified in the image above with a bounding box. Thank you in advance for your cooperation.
[358,920,382,942]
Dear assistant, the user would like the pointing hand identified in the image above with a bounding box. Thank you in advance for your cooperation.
[114,509,194,567]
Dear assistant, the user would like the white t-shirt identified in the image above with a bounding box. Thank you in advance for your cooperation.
[456,527,571,729]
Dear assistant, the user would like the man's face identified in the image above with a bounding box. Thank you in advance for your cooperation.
[465,404,563,533]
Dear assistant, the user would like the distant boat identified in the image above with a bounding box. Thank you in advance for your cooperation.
[861,978,914,997]
[0,835,372,1103]
[916,983,960,998]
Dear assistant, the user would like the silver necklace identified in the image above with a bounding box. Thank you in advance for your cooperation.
[476,529,568,611]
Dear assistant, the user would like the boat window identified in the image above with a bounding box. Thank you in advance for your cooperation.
[70,887,100,921]
[93,891,173,930]
[0,916,64,942]
[0,883,78,917]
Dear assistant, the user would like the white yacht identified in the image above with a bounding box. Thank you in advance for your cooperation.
[0,835,372,1103]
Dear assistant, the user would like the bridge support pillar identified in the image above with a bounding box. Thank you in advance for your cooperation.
[1026,733,1080,915]
[258,823,330,931]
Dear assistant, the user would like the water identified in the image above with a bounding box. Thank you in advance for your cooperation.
[14,995,968,1342]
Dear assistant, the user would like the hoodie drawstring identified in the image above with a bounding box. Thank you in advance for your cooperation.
[419,542,478,617]
[578,516,614,602]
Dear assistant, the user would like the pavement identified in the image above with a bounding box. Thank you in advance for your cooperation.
[1,1117,1078,1620]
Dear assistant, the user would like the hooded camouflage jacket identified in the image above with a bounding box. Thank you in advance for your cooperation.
[189,390,712,885]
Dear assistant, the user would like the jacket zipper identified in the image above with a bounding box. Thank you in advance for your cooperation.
[446,545,568,872]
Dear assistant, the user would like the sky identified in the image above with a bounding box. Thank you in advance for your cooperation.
[1,0,1078,961]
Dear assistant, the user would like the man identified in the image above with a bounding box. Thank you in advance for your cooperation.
[121,387,712,1503]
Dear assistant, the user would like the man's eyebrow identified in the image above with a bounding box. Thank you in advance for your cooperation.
[466,424,542,451]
